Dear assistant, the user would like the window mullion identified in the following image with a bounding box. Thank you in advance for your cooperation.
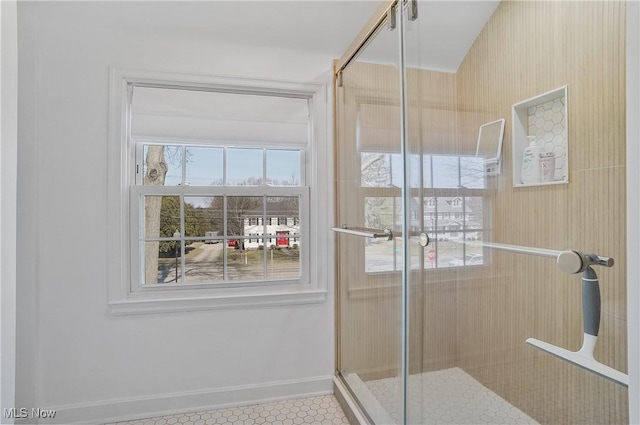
[223,147,228,186]
[181,145,187,185]
[262,148,267,185]
[180,194,185,283]
[223,195,228,281]
[263,195,267,279]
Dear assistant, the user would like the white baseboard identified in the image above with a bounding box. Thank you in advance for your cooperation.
[40,375,334,425]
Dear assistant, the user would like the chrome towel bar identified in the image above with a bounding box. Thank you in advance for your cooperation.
[459,240,614,274]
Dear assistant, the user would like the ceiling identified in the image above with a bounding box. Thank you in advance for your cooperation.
[359,1,500,71]
[35,0,500,72]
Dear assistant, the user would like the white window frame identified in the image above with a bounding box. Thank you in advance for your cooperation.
[107,68,328,314]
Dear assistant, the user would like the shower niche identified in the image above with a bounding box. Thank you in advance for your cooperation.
[512,86,568,187]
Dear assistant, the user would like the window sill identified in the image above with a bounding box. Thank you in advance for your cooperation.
[109,287,328,315]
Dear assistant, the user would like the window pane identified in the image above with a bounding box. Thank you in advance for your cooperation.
[144,196,181,239]
[432,155,460,188]
[266,150,301,186]
[460,156,486,189]
[143,145,182,186]
[184,196,222,239]
[390,154,403,187]
[438,197,464,241]
[227,148,263,185]
[361,153,391,187]
[364,196,394,231]
[267,239,300,279]
[424,197,437,233]
[423,155,432,188]
[364,196,395,272]
[465,197,484,235]
[226,240,265,281]
[437,239,463,268]
[143,241,181,284]
[424,232,438,269]
[365,238,396,273]
[184,241,224,283]
[185,147,223,186]
[409,154,421,189]
[226,196,263,236]
[265,197,299,239]
[389,154,421,188]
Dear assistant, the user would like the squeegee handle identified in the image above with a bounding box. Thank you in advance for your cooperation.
[582,267,601,337]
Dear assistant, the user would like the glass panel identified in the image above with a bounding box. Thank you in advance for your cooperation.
[225,239,265,281]
[143,241,181,284]
[365,237,396,273]
[266,150,301,186]
[184,241,223,283]
[143,145,182,186]
[460,156,486,189]
[266,238,300,279]
[401,2,627,425]
[390,154,403,188]
[423,155,432,189]
[432,155,460,188]
[336,6,405,424]
[361,153,391,187]
[437,239,463,268]
[227,148,263,185]
[143,196,181,239]
[364,196,396,272]
[185,147,223,186]
[424,232,437,270]
[265,196,299,238]
[183,196,220,239]
[465,196,484,236]
[226,196,263,237]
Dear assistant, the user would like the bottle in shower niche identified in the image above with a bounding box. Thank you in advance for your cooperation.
[521,136,543,184]
[539,151,556,182]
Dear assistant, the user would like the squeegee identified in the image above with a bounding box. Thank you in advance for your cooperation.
[526,250,628,387]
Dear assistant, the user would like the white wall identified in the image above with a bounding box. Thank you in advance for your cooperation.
[17,2,336,423]
[1,0,18,422]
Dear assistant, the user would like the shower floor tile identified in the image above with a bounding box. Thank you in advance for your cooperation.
[105,394,350,425]
[357,367,538,424]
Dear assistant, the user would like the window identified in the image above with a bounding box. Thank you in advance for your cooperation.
[108,69,328,314]
[132,145,306,285]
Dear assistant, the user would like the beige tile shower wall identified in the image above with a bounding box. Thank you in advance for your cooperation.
[454,1,628,423]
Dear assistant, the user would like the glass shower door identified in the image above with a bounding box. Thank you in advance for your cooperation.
[337,1,628,424]
[335,3,408,423]
[400,1,628,424]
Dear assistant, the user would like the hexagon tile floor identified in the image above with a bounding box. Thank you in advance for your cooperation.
[105,394,350,425]
[363,367,537,425]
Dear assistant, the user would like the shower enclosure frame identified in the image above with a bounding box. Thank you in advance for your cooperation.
[333,0,639,423]
[626,2,640,422]
[333,0,420,420]
[332,0,398,384]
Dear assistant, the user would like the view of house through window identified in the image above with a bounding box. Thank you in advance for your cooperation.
[131,86,310,287]
[361,153,487,272]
